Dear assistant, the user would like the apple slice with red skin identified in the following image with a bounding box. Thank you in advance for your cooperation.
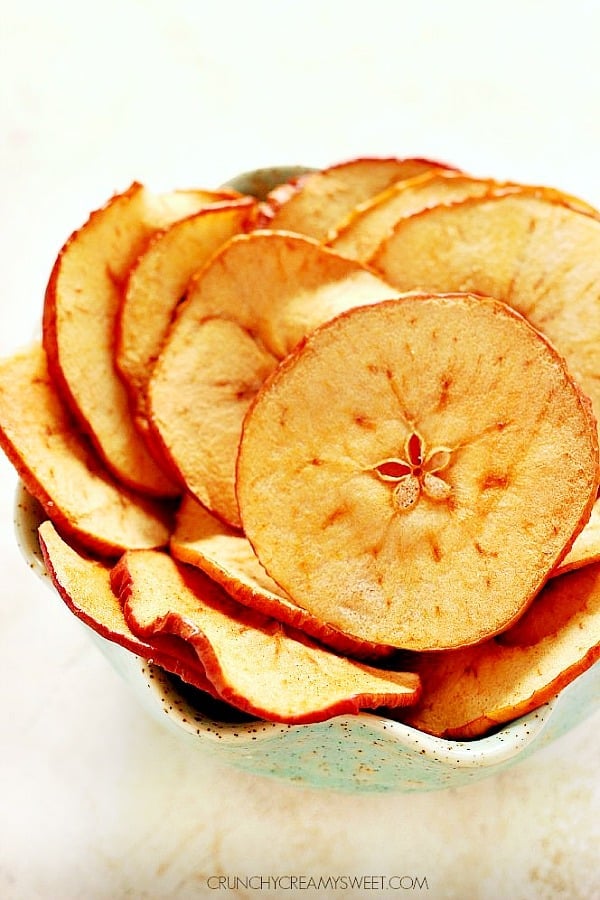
[115,197,257,460]
[236,293,599,651]
[399,560,600,738]
[170,494,395,660]
[113,548,421,725]
[370,189,600,446]
[262,156,457,241]
[148,230,400,527]
[0,345,170,555]
[328,170,521,262]
[38,520,216,695]
[43,182,225,499]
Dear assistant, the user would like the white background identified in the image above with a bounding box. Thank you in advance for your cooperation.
[1,1,600,897]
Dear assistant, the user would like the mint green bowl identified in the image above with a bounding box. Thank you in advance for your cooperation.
[16,476,600,793]
[15,165,600,793]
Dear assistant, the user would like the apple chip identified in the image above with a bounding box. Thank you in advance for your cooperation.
[113,549,421,724]
[170,495,395,659]
[328,170,519,262]
[38,520,216,694]
[148,230,399,526]
[263,156,455,241]
[237,294,599,651]
[0,345,171,555]
[554,499,600,576]
[400,561,600,738]
[115,197,257,446]
[370,190,600,440]
[43,182,222,498]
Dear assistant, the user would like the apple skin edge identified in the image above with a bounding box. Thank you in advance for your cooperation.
[38,520,217,697]
[111,548,422,726]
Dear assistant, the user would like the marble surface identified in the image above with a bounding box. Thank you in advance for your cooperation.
[2,2,600,897]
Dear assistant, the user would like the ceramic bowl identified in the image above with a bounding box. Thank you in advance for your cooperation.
[14,165,600,794]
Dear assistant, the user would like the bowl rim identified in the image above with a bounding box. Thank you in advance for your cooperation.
[140,656,556,767]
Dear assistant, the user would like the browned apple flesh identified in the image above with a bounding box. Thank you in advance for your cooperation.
[115,197,257,445]
[264,156,456,241]
[0,345,171,554]
[370,190,600,443]
[113,548,421,724]
[170,495,395,659]
[400,560,600,738]
[236,294,599,651]
[328,170,519,262]
[43,182,222,498]
[148,230,399,527]
[38,520,216,694]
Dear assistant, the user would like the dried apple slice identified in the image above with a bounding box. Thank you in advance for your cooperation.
[328,170,518,262]
[0,345,170,555]
[554,499,600,576]
[370,190,600,439]
[170,495,395,659]
[38,520,215,694]
[148,230,399,527]
[400,561,600,738]
[263,156,456,241]
[115,197,257,447]
[237,294,599,651]
[43,182,221,498]
[113,548,421,724]
[150,315,274,528]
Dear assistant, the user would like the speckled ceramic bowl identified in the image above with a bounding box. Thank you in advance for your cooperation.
[14,165,600,793]
[15,481,600,792]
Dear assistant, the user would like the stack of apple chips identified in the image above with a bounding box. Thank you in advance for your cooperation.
[2,157,600,737]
